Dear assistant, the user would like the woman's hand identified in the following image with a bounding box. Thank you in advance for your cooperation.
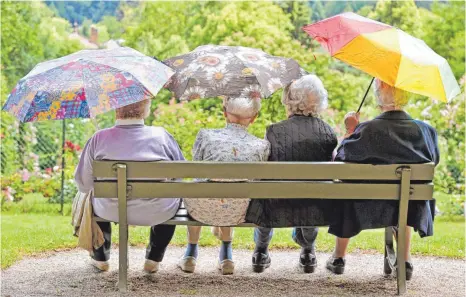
[344,111,360,136]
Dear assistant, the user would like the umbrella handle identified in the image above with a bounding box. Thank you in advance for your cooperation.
[357,77,375,113]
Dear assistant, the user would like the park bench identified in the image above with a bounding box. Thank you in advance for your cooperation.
[92,161,435,295]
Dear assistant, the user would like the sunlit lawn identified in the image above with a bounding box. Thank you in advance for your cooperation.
[2,212,464,269]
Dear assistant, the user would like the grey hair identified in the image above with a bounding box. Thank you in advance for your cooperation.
[115,99,151,119]
[223,96,261,119]
[282,74,328,116]
[374,79,409,108]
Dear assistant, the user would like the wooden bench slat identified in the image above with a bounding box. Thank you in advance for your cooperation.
[93,181,433,200]
[93,161,435,181]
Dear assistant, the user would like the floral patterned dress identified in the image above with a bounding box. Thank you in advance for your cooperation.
[184,123,270,226]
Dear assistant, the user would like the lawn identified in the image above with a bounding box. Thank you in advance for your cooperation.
[2,211,464,269]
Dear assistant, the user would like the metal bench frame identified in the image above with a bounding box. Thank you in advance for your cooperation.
[92,161,435,295]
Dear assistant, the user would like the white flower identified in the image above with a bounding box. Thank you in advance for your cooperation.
[265,59,287,73]
[195,54,227,69]
[53,166,60,172]
[240,85,264,100]
[206,66,232,89]
[181,86,206,101]
[267,78,283,94]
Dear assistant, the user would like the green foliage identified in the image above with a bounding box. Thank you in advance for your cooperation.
[1,1,44,86]
[1,147,79,204]
[45,1,120,24]
[98,16,123,39]
[311,0,326,21]
[80,18,92,38]
[94,24,110,44]
[317,1,376,20]
[368,0,422,37]
[276,1,312,46]
[1,0,464,218]
[421,1,465,79]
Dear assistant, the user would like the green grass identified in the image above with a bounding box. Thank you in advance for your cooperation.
[2,211,464,269]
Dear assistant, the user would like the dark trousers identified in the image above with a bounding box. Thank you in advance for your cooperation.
[254,227,318,253]
[92,221,176,262]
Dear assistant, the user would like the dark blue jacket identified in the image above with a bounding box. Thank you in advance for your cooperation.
[331,110,439,238]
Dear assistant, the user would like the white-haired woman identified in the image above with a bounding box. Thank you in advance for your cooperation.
[179,96,270,275]
[247,74,338,273]
[75,99,184,273]
[327,79,439,280]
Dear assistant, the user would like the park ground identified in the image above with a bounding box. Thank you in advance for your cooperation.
[1,194,465,296]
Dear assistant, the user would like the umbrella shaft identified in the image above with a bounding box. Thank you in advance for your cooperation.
[357,77,375,113]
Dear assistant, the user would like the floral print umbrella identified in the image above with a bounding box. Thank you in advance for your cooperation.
[163,45,306,101]
[3,47,174,122]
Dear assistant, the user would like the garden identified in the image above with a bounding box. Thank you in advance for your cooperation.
[1,0,465,272]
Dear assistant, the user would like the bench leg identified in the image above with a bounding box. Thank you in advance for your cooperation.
[117,164,128,293]
[396,167,411,295]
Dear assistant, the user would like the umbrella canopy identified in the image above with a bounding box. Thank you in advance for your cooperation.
[3,47,174,122]
[163,45,306,101]
[303,12,460,102]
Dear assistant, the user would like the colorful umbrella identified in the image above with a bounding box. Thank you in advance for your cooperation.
[2,47,174,122]
[163,45,306,101]
[303,12,460,104]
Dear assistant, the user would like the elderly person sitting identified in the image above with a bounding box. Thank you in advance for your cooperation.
[75,99,184,273]
[327,79,439,280]
[246,74,338,273]
[179,96,270,275]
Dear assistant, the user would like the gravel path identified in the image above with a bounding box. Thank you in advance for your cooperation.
[1,247,464,297]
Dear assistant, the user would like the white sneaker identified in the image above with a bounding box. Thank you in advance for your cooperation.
[144,259,160,273]
[178,256,196,273]
[218,259,235,275]
[91,259,109,272]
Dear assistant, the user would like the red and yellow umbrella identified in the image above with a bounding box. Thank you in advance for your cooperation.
[303,12,460,103]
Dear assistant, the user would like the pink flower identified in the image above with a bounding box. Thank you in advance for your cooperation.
[3,187,15,202]
[21,169,30,182]
[45,168,53,175]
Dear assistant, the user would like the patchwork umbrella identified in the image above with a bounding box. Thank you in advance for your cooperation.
[163,45,306,101]
[303,12,460,109]
[3,47,174,122]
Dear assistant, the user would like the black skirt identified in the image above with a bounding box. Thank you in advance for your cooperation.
[327,199,435,238]
[245,198,338,228]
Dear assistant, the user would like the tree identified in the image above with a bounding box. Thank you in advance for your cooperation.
[98,16,123,39]
[1,2,44,86]
[44,1,121,24]
[421,1,465,79]
[368,0,422,37]
[80,19,92,38]
[276,2,312,46]
[311,0,326,21]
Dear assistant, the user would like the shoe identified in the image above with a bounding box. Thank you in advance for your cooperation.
[178,256,196,273]
[91,259,109,272]
[393,261,414,281]
[326,256,345,275]
[252,252,271,273]
[218,259,235,275]
[405,262,413,281]
[299,252,317,273]
[143,259,160,273]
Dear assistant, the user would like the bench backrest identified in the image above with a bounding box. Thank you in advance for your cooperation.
[92,161,435,201]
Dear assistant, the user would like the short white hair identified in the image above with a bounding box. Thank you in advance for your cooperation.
[116,99,151,119]
[374,79,409,108]
[282,74,328,116]
[223,96,261,119]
